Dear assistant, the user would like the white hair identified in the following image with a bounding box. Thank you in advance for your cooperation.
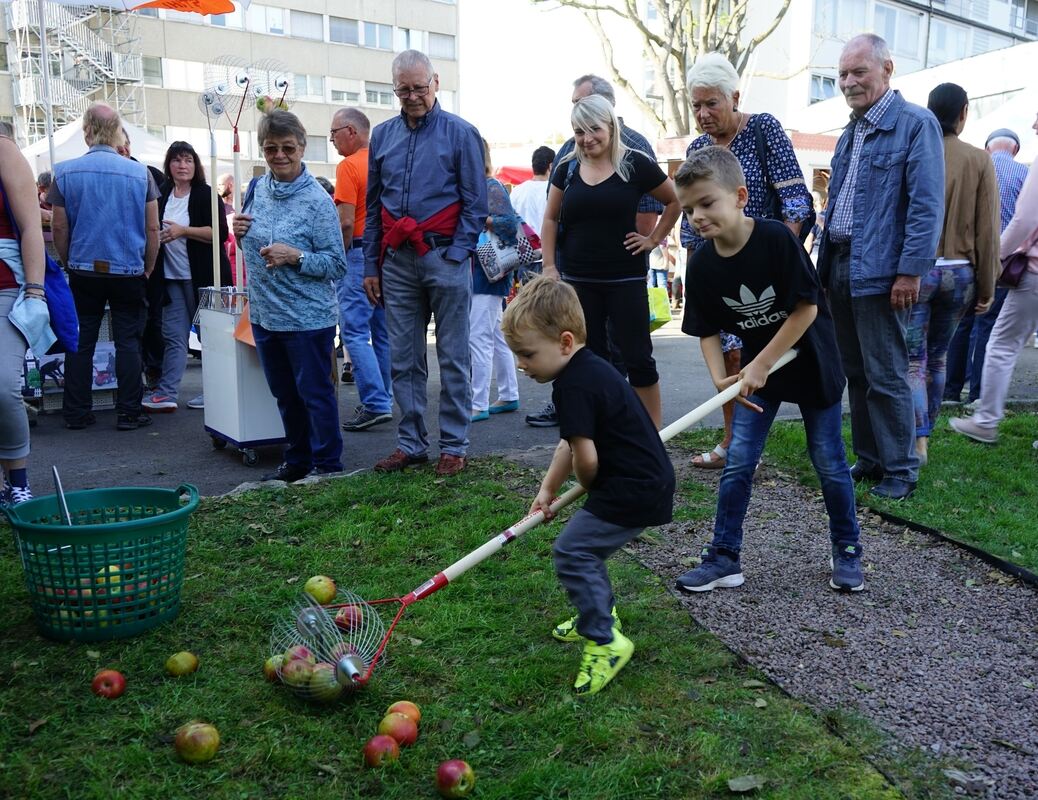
[392,49,434,81]
[845,33,892,65]
[986,136,1018,152]
[686,52,740,98]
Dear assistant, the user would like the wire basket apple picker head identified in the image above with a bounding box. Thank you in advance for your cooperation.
[270,350,798,700]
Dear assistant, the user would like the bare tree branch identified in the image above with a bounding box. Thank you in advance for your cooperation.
[530,0,790,136]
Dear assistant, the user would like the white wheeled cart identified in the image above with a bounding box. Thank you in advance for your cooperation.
[195,287,285,466]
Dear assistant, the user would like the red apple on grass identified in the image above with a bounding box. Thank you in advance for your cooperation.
[362,734,400,767]
[165,651,199,676]
[91,669,126,699]
[436,759,476,798]
[303,575,337,604]
[334,604,363,632]
[386,700,421,724]
[283,644,316,666]
[174,721,220,763]
[378,712,418,746]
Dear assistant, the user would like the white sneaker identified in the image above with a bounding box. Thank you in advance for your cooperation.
[187,394,204,409]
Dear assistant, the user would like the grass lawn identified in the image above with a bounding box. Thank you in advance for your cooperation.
[0,461,906,800]
[678,410,1038,573]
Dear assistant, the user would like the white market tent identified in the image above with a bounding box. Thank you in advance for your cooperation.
[20,116,233,177]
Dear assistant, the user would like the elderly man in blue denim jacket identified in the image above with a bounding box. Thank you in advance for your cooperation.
[818,34,944,502]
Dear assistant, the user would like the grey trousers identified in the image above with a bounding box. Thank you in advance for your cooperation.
[155,279,197,402]
[0,289,30,460]
[552,508,642,645]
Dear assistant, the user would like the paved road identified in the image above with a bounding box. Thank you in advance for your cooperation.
[25,315,1038,497]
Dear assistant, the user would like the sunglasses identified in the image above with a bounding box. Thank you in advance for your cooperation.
[262,144,299,157]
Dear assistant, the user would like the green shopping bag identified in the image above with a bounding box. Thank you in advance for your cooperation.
[648,286,672,332]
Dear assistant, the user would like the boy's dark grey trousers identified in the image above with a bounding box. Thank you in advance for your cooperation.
[552,508,643,644]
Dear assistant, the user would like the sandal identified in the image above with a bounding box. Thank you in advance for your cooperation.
[692,444,727,470]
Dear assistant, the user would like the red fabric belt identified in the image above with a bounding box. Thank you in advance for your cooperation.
[379,202,461,267]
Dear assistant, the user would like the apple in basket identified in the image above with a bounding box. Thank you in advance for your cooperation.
[263,654,284,682]
[91,669,126,699]
[303,575,337,604]
[334,604,363,632]
[378,712,419,747]
[174,721,220,764]
[166,651,200,677]
[307,663,344,703]
[280,657,314,688]
[362,734,400,767]
[436,759,477,798]
[283,644,316,666]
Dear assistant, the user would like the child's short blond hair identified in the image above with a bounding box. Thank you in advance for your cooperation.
[502,276,587,347]
[674,145,746,193]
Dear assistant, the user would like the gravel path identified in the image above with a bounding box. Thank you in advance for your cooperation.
[625,453,1038,799]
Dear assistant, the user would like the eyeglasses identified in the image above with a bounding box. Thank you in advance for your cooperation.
[329,125,353,137]
[393,84,431,99]
[262,144,299,157]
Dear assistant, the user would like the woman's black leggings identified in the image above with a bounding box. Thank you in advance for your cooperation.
[567,278,658,387]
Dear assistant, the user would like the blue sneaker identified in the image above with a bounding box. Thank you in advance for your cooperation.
[830,543,865,592]
[675,546,744,593]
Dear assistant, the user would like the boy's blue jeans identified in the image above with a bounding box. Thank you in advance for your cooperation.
[712,395,860,555]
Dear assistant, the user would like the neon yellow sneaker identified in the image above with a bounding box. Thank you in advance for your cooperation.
[573,630,634,696]
[551,607,622,643]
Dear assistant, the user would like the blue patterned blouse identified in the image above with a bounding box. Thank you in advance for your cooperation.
[679,113,813,250]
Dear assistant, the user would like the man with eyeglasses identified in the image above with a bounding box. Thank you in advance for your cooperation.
[329,107,393,433]
[364,49,488,478]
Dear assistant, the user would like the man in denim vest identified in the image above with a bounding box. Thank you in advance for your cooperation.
[49,104,160,431]
[818,34,944,501]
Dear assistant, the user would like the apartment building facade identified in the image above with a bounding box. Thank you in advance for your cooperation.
[1,0,460,178]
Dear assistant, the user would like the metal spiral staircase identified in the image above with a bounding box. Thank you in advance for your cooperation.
[5,0,144,144]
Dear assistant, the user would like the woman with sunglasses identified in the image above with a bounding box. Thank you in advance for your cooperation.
[232,110,347,482]
[143,141,231,413]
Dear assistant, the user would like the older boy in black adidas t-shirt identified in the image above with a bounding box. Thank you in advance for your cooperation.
[673,146,863,593]
[501,276,674,696]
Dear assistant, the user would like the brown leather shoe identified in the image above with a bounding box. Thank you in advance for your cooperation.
[374,448,429,473]
[435,453,466,477]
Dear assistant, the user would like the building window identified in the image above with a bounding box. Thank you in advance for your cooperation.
[329,77,363,106]
[135,8,159,17]
[329,16,359,45]
[209,7,243,28]
[646,1,658,21]
[293,73,325,101]
[290,10,323,40]
[428,32,456,60]
[364,22,393,49]
[247,4,285,36]
[162,58,205,91]
[365,81,395,107]
[166,10,203,24]
[142,55,162,87]
[305,135,328,163]
[873,3,921,59]
[395,27,425,52]
[809,73,837,104]
[813,0,866,37]
[929,19,969,66]
[0,47,9,72]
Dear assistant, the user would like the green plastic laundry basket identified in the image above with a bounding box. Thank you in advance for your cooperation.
[3,484,199,642]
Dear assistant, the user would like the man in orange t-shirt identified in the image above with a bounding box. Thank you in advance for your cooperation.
[331,108,393,431]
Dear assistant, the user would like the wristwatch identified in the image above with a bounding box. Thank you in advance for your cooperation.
[296,251,306,270]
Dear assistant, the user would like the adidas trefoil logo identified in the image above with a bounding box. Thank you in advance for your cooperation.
[723,284,788,330]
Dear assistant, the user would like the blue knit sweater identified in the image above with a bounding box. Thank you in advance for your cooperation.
[241,164,346,332]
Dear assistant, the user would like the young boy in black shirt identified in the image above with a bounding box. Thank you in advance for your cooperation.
[501,276,675,695]
[673,146,864,593]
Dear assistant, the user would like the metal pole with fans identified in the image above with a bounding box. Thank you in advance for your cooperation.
[198,90,226,288]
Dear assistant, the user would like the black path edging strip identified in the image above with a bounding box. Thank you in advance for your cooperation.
[867,506,1038,590]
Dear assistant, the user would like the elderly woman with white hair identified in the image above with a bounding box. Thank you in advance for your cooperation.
[680,52,814,470]
[540,94,681,427]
